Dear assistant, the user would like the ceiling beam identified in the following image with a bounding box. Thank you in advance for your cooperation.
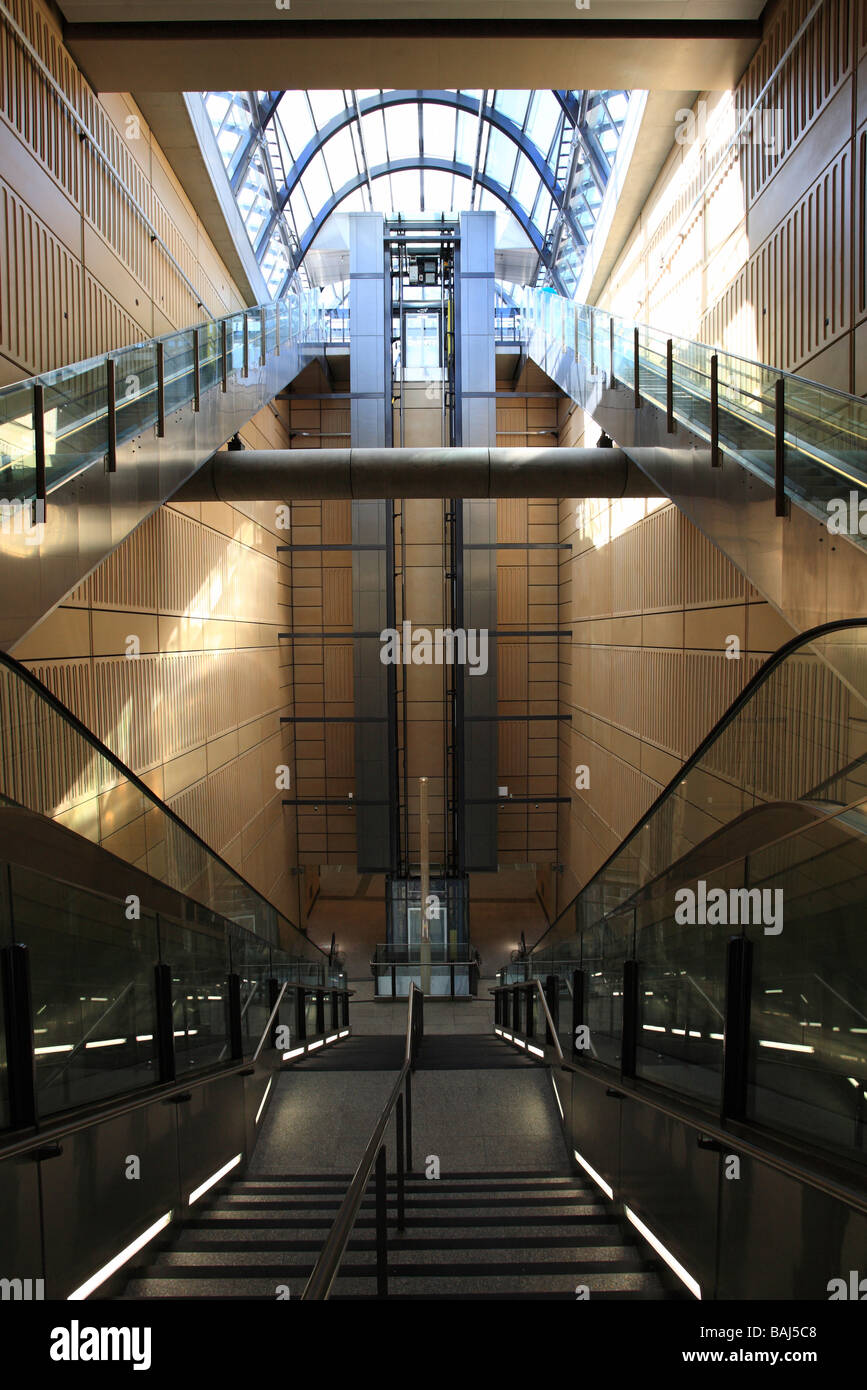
[64,20,762,93]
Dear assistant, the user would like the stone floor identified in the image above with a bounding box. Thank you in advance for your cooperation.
[250,989,570,1177]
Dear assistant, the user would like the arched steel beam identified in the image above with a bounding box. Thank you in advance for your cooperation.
[277,155,567,296]
[254,90,588,261]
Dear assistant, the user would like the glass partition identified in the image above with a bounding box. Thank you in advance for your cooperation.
[0,651,324,975]
[0,288,323,508]
[10,866,161,1115]
[517,621,867,1164]
[508,286,867,544]
[0,844,349,1127]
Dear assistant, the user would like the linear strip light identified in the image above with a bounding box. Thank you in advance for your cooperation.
[188,1153,242,1206]
[254,1077,273,1125]
[573,1148,614,1200]
[67,1212,172,1301]
[551,1074,564,1120]
[625,1205,702,1300]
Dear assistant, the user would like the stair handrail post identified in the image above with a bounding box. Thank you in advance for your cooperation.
[375,1144,388,1297]
[301,984,419,1298]
[396,1095,406,1231]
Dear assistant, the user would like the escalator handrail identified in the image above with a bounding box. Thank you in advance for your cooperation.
[528,617,867,957]
[521,285,867,411]
[0,648,326,960]
[0,293,321,403]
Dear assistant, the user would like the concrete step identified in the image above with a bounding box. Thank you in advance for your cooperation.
[124,1166,670,1300]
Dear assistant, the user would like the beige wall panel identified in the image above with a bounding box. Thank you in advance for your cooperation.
[0,178,81,374]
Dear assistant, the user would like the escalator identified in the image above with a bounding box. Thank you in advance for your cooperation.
[0,291,324,650]
[0,647,351,1299]
[492,618,867,1299]
[510,285,867,634]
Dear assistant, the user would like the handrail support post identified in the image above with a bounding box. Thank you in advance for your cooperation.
[710,353,721,467]
[666,337,674,432]
[375,1145,388,1297]
[396,1095,405,1231]
[775,376,788,516]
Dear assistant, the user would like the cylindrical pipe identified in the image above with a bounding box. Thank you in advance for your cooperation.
[175,446,671,502]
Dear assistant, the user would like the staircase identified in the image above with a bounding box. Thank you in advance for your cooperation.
[119,1022,670,1301]
[122,1168,666,1300]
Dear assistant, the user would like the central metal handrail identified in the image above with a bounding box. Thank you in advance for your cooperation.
[301,983,423,1300]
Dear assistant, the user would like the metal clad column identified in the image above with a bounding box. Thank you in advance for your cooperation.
[350,213,393,870]
[458,212,498,871]
[350,212,388,448]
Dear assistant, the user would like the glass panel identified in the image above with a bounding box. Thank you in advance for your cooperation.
[746,813,867,1160]
[231,925,272,1057]
[584,912,629,1067]
[305,992,319,1037]
[199,321,222,394]
[161,912,229,1073]
[0,660,325,974]
[635,881,728,1105]
[11,866,159,1116]
[42,359,108,495]
[0,382,36,505]
[163,331,196,415]
[113,343,159,443]
[524,612,867,1160]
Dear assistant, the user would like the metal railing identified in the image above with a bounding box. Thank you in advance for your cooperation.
[371,943,481,998]
[301,983,424,1300]
[0,290,324,515]
[493,976,565,1063]
[510,283,867,531]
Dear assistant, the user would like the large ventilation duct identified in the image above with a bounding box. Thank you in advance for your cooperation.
[175,446,672,502]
